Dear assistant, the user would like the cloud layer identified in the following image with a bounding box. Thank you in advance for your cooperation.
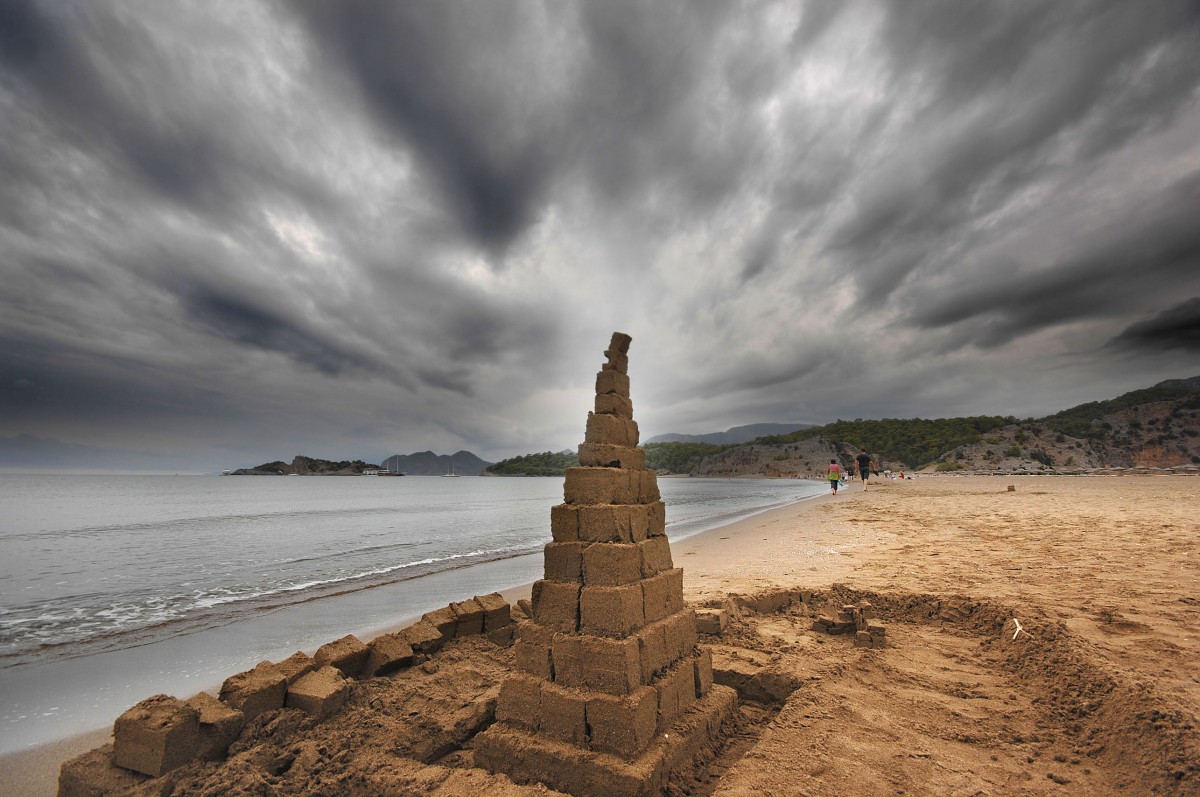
[2,0,1198,469]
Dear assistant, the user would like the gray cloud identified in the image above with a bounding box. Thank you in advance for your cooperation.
[906,171,1200,348]
[1109,298,1200,353]
[2,0,1199,469]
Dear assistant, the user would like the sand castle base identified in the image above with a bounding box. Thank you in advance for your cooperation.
[474,684,736,797]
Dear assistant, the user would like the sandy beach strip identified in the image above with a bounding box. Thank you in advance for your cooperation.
[7,475,1198,796]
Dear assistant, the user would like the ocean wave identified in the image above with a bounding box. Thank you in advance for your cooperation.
[0,541,542,668]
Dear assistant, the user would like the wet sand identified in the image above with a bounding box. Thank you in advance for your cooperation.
[8,475,1198,796]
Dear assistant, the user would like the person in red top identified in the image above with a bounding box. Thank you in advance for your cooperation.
[827,459,842,494]
[856,449,873,491]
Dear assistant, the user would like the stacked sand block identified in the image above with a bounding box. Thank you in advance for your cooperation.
[811,600,887,647]
[112,695,201,777]
[60,593,515,794]
[476,333,737,797]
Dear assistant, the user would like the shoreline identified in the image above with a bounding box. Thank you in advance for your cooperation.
[0,489,829,796]
[7,474,1197,795]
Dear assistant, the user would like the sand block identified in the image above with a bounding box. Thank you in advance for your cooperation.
[451,598,486,636]
[422,606,460,643]
[362,632,415,677]
[696,608,728,635]
[595,369,630,397]
[314,634,369,678]
[532,579,581,632]
[475,592,513,631]
[219,661,287,721]
[642,569,685,624]
[654,658,698,733]
[584,414,639,447]
[854,630,874,648]
[564,466,636,505]
[666,609,699,659]
[638,536,673,577]
[287,665,350,719]
[274,651,317,684]
[401,618,445,653]
[581,583,646,638]
[487,623,516,646]
[550,503,581,541]
[581,635,642,695]
[545,541,587,582]
[551,633,584,687]
[586,686,658,759]
[112,694,201,777]
[749,592,790,614]
[636,470,660,503]
[58,744,148,797]
[476,684,737,797]
[578,504,634,543]
[595,393,634,418]
[496,673,542,732]
[578,443,646,470]
[694,648,714,697]
[515,628,553,679]
[185,691,244,761]
[601,354,629,375]
[582,541,643,586]
[539,683,588,745]
[633,501,666,539]
[636,617,672,682]
[608,331,632,353]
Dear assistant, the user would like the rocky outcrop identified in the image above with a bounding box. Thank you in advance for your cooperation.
[691,438,854,479]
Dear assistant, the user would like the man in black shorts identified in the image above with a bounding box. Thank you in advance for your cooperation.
[856,449,873,491]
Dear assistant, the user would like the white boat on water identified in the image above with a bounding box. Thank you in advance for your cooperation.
[442,462,460,477]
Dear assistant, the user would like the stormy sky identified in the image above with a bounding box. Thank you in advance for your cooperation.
[2,0,1198,471]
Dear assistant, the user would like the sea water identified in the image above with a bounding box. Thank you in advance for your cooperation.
[0,474,825,754]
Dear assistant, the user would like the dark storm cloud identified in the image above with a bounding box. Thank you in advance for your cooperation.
[291,0,765,252]
[0,0,332,223]
[290,1,557,250]
[832,0,1200,309]
[180,286,381,378]
[3,0,1200,467]
[1109,298,1200,353]
[907,172,1200,348]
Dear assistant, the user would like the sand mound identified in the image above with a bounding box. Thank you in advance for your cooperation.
[61,583,1198,797]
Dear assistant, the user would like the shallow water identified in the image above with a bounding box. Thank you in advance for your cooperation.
[0,474,825,753]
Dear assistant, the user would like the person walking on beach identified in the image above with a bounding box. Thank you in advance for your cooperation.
[856,449,873,491]
[827,459,842,494]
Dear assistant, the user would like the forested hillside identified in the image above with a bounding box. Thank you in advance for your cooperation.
[485,451,578,476]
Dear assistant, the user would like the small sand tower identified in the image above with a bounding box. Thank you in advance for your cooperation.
[474,332,736,797]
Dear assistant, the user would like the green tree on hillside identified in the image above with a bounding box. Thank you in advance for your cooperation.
[486,451,579,476]
[753,416,1013,470]
[1041,385,1200,439]
[643,442,728,473]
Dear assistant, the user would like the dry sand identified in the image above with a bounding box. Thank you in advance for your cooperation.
[9,475,1199,796]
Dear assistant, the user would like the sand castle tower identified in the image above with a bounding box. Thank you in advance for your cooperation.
[475,332,736,797]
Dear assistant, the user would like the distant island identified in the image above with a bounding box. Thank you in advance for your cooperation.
[230,455,390,476]
[231,451,495,476]
[381,450,492,476]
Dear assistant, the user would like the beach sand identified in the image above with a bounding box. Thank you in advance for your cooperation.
[8,475,1198,796]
